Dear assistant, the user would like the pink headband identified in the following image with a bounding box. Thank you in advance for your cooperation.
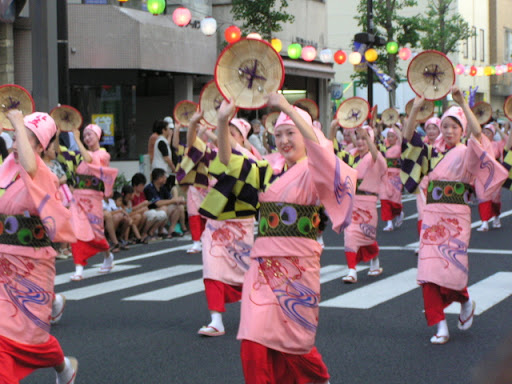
[84,124,102,140]
[441,106,467,135]
[425,117,441,130]
[230,118,251,140]
[275,106,313,130]
[24,112,57,149]
[483,123,495,135]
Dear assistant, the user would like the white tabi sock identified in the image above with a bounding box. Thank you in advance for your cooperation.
[436,319,449,337]
[209,311,224,332]
[74,265,84,276]
[370,257,380,271]
[102,252,114,268]
[56,357,75,384]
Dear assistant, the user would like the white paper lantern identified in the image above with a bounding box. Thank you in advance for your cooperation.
[319,49,333,63]
[247,32,262,40]
[200,17,217,36]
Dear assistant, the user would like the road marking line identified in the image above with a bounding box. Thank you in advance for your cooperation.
[123,279,204,301]
[55,265,140,286]
[320,268,419,309]
[444,272,512,316]
[60,265,202,300]
[123,265,364,302]
[113,244,191,264]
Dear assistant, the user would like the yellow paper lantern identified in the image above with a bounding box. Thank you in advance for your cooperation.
[271,38,282,53]
[348,52,362,65]
[484,66,492,76]
[364,48,378,63]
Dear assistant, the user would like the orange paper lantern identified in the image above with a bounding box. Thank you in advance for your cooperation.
[224,25,241,44]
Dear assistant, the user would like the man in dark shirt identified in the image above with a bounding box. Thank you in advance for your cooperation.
[143,168,184,238]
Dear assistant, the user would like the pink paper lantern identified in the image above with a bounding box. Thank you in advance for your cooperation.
[301,46,317,62]
[398,47,411,61]
[455,64,465,75]
[172,7,191,27]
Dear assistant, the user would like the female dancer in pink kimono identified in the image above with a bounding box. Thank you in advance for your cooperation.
[379,125,404,231]
[402,87,508,344]
[69,124,118,280]
[334,125,387,283]
[475,123,508,231]
[0,110,78,384]
[196,93,356,384]
[178,115,257,337]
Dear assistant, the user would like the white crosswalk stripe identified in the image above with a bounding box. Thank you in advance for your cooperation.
[320,268,418,309]
[59,265,202,300]
[444,272,512,315]
[57,259,511,317]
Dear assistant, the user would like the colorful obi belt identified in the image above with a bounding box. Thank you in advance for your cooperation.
[74,174,105,192]
[356,179,378,197]
[258,202,321,240]
[0,214,51,247]
[426,180,473,205]
[386,158,401,168]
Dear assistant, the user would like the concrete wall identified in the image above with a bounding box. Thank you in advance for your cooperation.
[68,5,217,75]
[456,0,491,104]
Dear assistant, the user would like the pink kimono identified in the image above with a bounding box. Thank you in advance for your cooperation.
[70,149,117,265]
[178,141,256,312]
[379,142,403,221]
[337,150,386,268]
[475,139,506,221]
[0,154,76,381]
[402,133,508,290]
[199,130,356,355]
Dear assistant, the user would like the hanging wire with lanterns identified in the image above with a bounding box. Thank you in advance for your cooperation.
[137,2,512,75]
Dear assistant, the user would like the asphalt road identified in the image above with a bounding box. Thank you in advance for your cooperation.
[24,190,512,384]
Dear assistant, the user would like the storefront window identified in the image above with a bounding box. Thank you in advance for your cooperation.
[70,84,137,160]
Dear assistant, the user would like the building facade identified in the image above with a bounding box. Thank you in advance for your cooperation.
[8,0,333,177]
[327,0,496,112]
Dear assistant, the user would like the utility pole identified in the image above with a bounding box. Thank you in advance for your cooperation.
[367,0,374,107]
[30,0,58,112]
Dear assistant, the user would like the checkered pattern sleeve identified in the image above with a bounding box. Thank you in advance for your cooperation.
[175,138,214,188]
[400,132,434,193]
[502,149,512,190]
[198,151,274,220]
[57,146,81,187]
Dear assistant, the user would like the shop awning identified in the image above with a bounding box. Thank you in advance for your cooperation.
[283,59,335,79]
[68,5,217,76]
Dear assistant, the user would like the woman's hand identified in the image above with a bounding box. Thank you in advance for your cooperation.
[411,95,425,112]
[6,109,24,130]
[217,99,236,123]
[451,85,466,106]
[189,110,204,128]
[264,92,290,113]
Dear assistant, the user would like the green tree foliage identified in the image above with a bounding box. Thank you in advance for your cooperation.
[418,0,474,54]
[231,0,295,40]
[353,0,420,106]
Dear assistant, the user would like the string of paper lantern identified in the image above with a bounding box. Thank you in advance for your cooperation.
[146,3,512,75]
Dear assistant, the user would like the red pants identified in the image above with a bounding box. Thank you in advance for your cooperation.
[345,242,379,269]
[204,279,242,313]
[189,215,206,242]
[478,201,501,222]
[422,283,469,326]
[71,238,110,266]
[380,200,402,221]
[241,339,329,384]
[0,334,64,383]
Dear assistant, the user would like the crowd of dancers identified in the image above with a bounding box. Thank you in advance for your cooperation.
[1,82,512,383]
